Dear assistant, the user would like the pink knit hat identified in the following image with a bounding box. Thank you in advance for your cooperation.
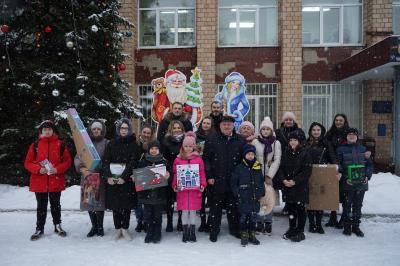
[282,111,296,122]
[239,121,255,133]
[182,131,196,147]
[259,117,274,131]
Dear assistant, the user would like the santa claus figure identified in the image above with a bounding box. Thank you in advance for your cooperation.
[151,77,170,124]
[165,69,187,104]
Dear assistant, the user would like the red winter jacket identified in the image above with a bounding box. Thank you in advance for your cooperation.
[24,134,72,192]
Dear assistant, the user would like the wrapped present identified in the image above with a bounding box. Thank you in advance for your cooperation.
[67,108,101,171]
[133,164,168,192]
[176,164,200,191]
[347,164,365,183]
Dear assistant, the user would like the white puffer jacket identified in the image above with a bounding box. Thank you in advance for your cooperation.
[251,138,282,179]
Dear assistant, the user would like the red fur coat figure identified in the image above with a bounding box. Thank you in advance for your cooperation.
[151,77,170,124]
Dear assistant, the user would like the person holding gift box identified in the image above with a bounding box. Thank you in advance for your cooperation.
[74,120,109,237]
[231,144,265,247]
[102,118,139,241]
[172,131,207,243]
[133,140,169,244]
[24,120,72,241]
[336,128,373,237]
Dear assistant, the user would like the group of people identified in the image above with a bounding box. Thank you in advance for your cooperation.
[24,101,373,246]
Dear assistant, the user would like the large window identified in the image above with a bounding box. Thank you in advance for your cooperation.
[139,0,195,48]
[394,2,400,35]
[302,83,362,136]
[302,0,362,46]
[218,83,278,130]
[218,0,278,47]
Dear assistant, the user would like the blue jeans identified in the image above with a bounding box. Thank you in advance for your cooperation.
[257,212,273,224]
[239,212,258,231]
[135,203,144,223]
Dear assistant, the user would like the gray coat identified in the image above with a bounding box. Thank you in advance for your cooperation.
[74,120,109,211]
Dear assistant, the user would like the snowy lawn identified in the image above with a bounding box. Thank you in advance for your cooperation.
[0,172,399,266]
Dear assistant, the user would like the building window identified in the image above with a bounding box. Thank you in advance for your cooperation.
[138,0,195,48]
[302,0,362,46]
[138,85,158,128]
[218,0,278,47]
[394,2,400,35]
[302,83,362,135]
[218,83,278,130]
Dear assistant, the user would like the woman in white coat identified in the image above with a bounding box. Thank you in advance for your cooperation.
[251,117,282,235]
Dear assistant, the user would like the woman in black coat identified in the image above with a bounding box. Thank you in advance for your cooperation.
[279,131,312,242]
[161,120,185,232]
[102,118,138,240]
[325,114,349,228]
[305,122,336,234]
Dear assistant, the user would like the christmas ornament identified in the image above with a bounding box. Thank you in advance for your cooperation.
[184,105,192,113]
[44,26,52,33]
[78,89,85,96]
[5,68,10,72]
[125,31,133,37]
[112,82,117,87]
[52,89,60,97]
[118,63,126,71]
[91,25,98,32]
[1,24,9,33]
[2,56,6,60]
[110,64,116,70]
[66,41,74,48]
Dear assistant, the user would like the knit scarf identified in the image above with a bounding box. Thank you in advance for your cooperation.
[145,152,164,164]
[257,135,276,156]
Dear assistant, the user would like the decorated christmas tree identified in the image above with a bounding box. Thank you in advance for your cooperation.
[185,67,203,129]
[0,0,142,183]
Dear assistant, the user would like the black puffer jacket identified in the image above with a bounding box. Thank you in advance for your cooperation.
[306,122,336,164]
[136,155,168,205]
[275,122,306,152]
[279,146,313,203]
[203,131,246,194]
[325,126,349,162]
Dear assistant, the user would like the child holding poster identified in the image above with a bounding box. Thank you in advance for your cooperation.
[172,132,207,243]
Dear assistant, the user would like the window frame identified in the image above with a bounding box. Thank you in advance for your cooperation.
[138,2,196,49]
[218,3,278,48]
[302,2,363,47]
[393,2,400,35]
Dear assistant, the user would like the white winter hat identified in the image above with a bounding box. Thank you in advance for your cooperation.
[282,111,296,122]
[260,117,274,131]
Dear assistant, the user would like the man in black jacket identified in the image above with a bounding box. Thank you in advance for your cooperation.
[203,115,246,242]
[157,102,193,143]
[209,101,223,132]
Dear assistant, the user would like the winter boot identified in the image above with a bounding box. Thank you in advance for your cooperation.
[144,224,153,244]
[290,230,306,242]
[352,225,364,237]
[315,225,325,234]
[282,228,297,240]
[209,229,218,242]
[153,224,162,244]
[113,229,122,240]
[189,224,197,242]
[135,221,144,233]
[240,231,249,246]
[182,225,189,243]
[255,221,263,234]
[30,229,44,241]
[54,224,67,237]
[342,222,352,236]
[325,211,338,227]
[198,215,208,232]
[248,231,260,245]
[87,212,98,237]
[121,229,132,241]
[263,222,272,235]
[177,211,183,231]
[96,211,105,237]
[309,222,317,233]
[335,216,344,229]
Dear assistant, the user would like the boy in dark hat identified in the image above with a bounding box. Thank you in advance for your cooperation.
[231,144,265,246]
[279,131,313,242]
[336,128,373,237]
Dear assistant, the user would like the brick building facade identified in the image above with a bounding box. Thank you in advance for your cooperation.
[119,0,399,169]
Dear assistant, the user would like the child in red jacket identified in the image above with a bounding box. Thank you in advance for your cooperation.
[24,120,72,241]
[172,132,207,243]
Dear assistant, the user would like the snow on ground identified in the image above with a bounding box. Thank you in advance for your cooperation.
[1,172,400,214]
[0,172,399,266]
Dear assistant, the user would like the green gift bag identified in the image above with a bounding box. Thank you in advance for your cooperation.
[347,164,365,183]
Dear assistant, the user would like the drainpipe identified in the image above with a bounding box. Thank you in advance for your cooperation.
[394,66,400,175]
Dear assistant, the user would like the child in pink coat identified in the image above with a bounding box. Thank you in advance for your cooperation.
[172,131,207,243]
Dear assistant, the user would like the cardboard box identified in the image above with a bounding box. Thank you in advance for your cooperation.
[67,108,101,171]
[133,164,168,192]
[308,164,339,211]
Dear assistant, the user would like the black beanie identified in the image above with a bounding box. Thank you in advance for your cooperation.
[148,140,161,150]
